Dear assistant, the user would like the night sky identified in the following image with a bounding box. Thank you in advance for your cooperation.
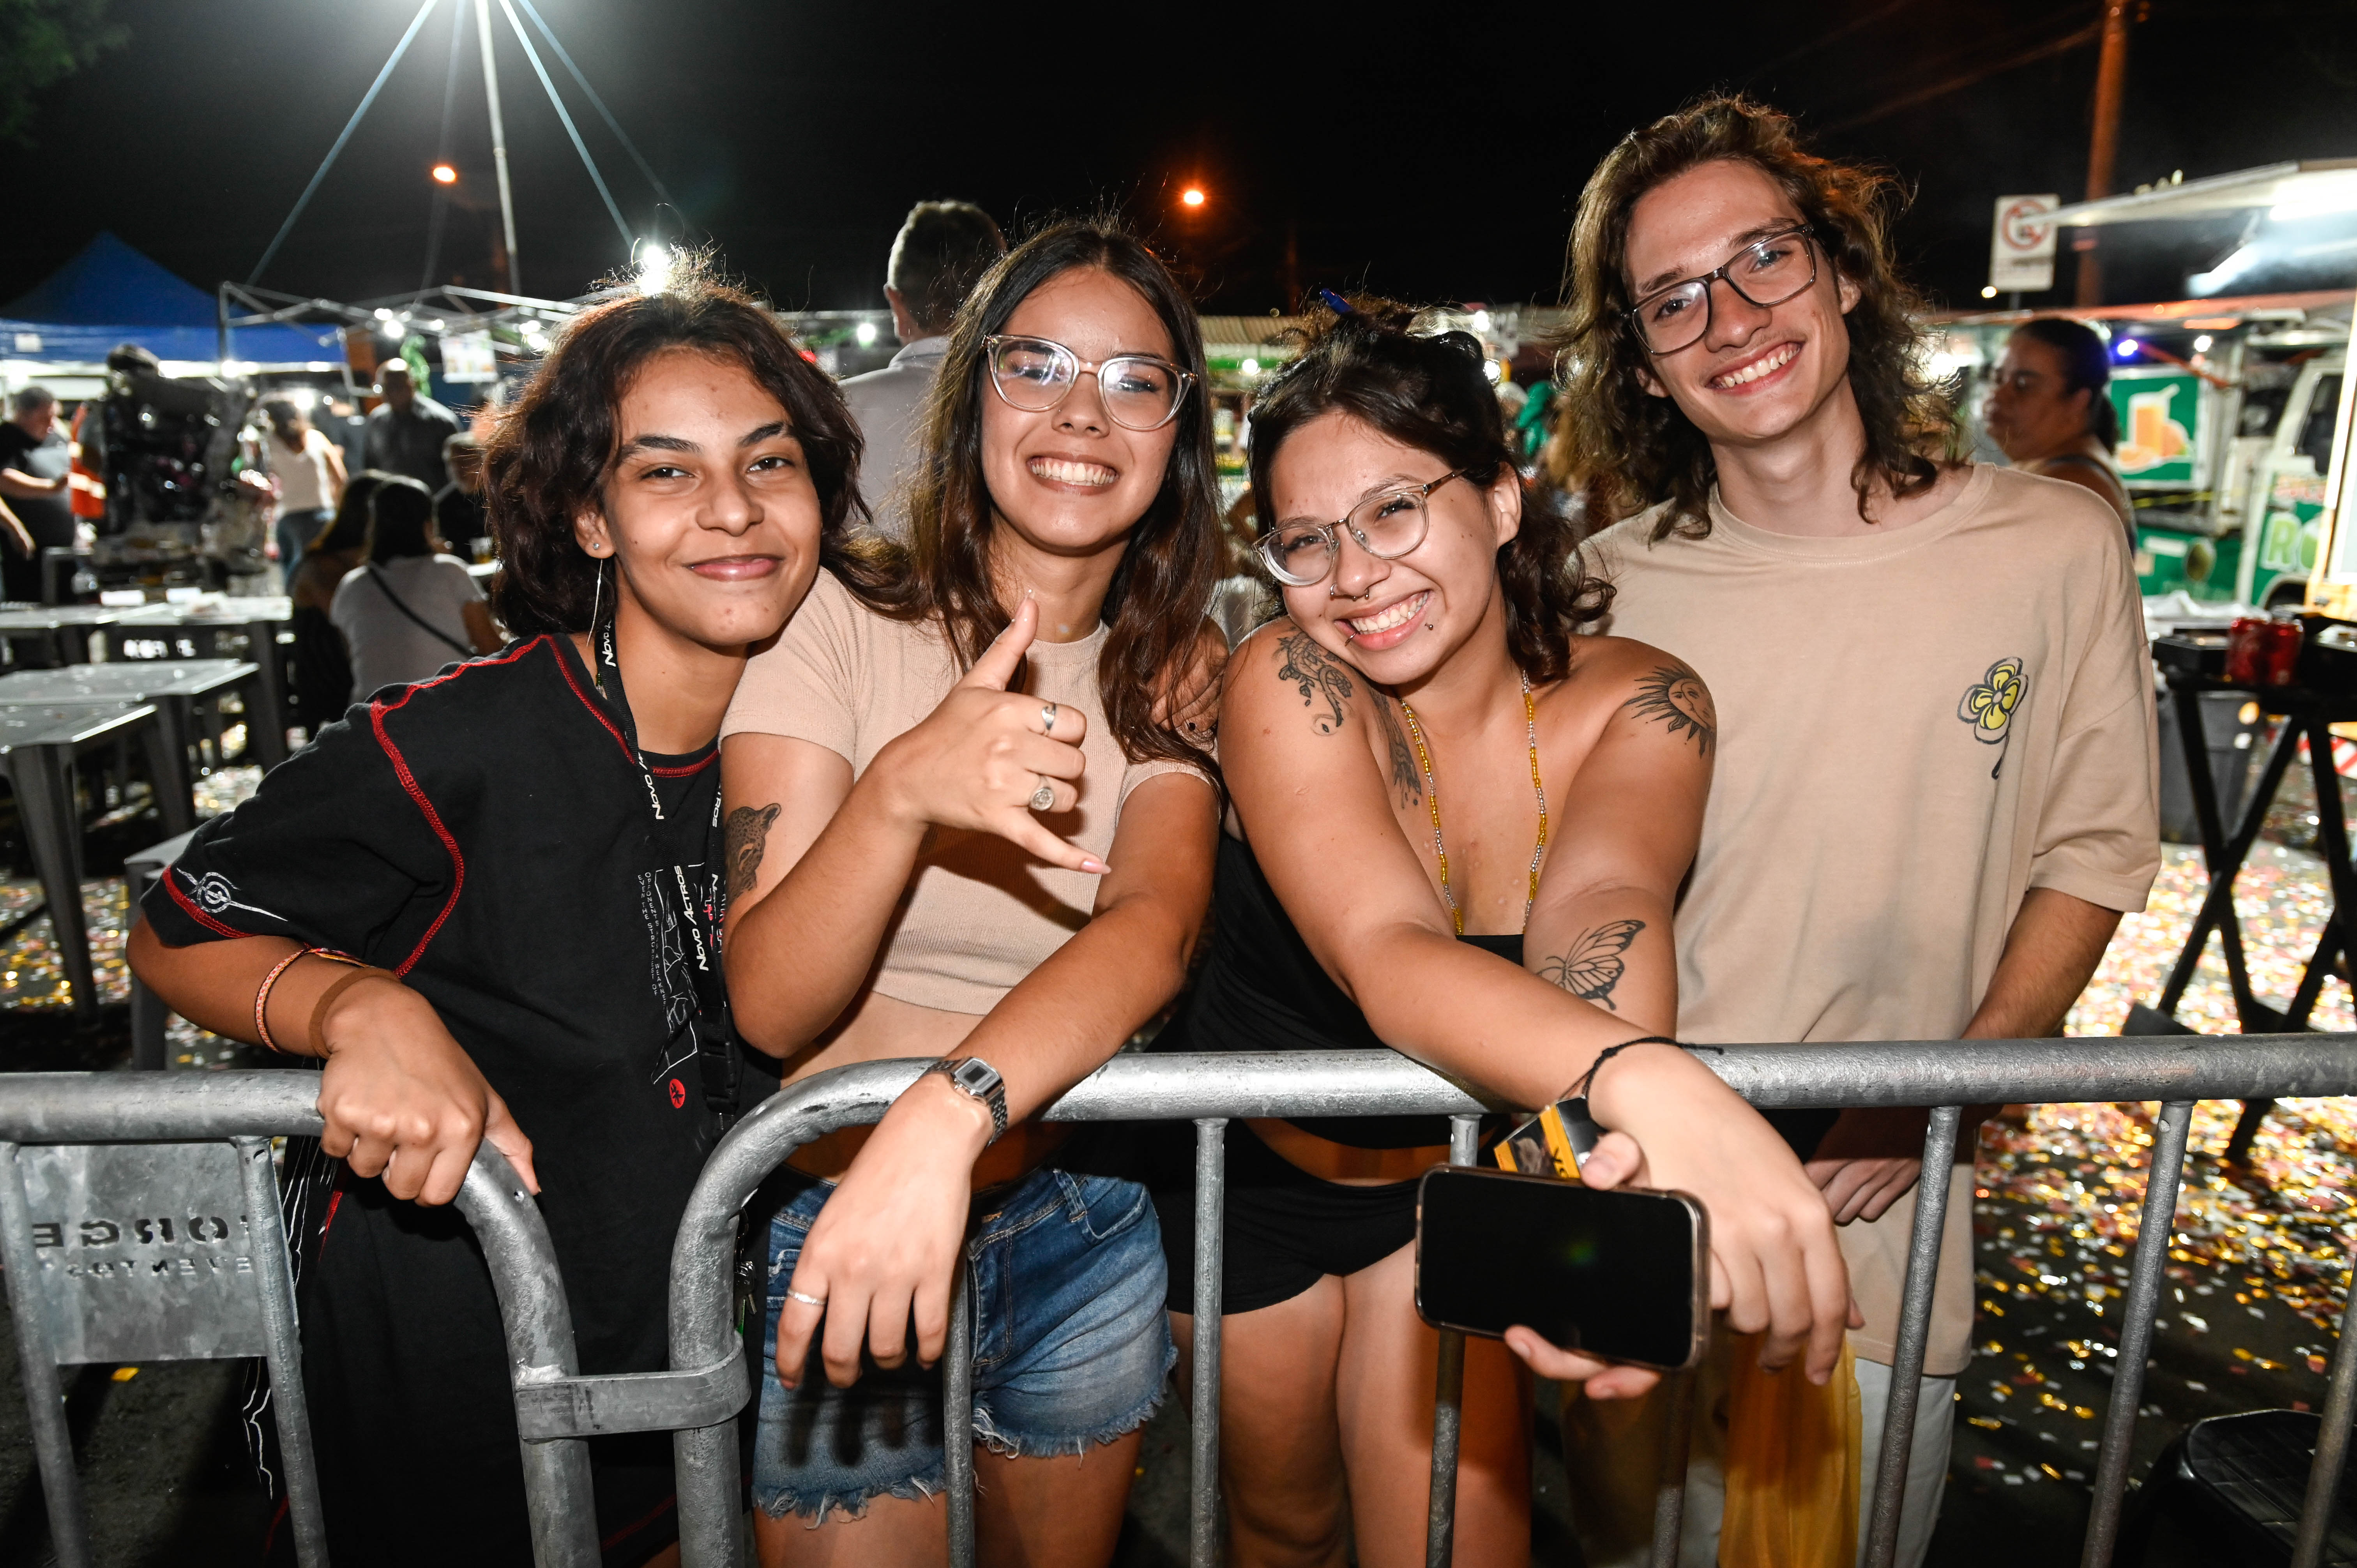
[3,0,2353,319]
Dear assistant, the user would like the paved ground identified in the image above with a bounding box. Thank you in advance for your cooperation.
[4,790,2355,1561]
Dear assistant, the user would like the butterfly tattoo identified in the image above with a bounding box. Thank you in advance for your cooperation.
[1537,918,1647,1010]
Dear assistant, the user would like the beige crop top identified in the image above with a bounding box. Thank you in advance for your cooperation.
[721,570,1207,1015]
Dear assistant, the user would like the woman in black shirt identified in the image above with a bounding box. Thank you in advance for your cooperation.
[128,260,868,1566]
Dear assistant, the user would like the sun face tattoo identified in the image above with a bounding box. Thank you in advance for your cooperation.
[1623,664,1716,756]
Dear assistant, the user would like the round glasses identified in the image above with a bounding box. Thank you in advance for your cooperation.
[982,334,1195,431]
[1627,226,1820,355]
[1255,471,1467,588]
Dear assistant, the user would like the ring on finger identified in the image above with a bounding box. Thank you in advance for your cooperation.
[786,1288,826,1308]
[1041,701,1059,733]
[1029,780,1057,811]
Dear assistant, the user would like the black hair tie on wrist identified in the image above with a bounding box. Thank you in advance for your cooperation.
[1565,1035,1723,1103]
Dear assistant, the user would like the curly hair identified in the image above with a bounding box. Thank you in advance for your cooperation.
[484,253,876,637]
[1557,95,1957,540]
[1246,296,1611,684]
[850,217,1222,772]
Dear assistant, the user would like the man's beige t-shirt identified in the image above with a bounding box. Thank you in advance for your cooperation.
[1588,463,2160,1377]
[723,570,1205,1015]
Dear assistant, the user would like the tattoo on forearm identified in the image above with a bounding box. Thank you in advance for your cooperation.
[1276,631,1354,736]
[1623,664,1716,755]
[1373,696,1422,807]
[724,803,782,898]
[1538,918,1647,1011]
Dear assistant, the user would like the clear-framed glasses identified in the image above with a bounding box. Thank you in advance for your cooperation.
[982,334,1195,432]
[1626,225,1820,356]
[1254,470,1468,588]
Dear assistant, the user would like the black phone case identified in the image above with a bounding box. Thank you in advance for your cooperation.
[1410,1164,1712,1373]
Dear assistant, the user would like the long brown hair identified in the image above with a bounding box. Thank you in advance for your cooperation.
[484,253,875,636]
[848,219,1221,771]
[1246,297,1610,683]
[1557,95,1957,540]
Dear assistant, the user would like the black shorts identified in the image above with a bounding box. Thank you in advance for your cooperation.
[1150,1120,1422,1315]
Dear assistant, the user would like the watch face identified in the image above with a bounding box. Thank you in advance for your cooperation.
[952,1058,1000,1094]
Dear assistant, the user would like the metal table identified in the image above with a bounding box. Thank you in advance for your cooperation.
[0,606,123,671]
[2134,667,2357,1158]
[104,599,292,767]
[0,702,163,1025]
[122,829,198,1071]
[0,660,262,837]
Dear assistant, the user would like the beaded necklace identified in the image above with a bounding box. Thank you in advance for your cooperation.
[1397,671,1548,937]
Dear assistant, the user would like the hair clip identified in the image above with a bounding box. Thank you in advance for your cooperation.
[1316,288,1359,317]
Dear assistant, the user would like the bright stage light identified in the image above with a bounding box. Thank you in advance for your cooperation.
[855,320,878,346]
[1241,357,1261,377]
[1981,286,1998,299]
[2194,334,2214,353]
[431,163,458,185]
[1180,187,1205,208]
[1470,309,1491,332]
[636,242,672,296]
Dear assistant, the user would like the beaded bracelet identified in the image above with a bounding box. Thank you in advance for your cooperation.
[251,949,308,1052]
[251,948,369,1054]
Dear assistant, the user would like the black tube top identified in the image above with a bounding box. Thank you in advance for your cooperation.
[1152,832,1518,1150]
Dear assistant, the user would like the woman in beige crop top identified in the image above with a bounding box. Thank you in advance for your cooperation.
[720,222,1224,1564]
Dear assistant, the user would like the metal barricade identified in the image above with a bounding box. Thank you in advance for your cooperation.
[664,1035,2357,1568]
[0,1070,748,1568]
[11,1035,2357,1565]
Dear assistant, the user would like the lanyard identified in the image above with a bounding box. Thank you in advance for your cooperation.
[588,583,741,1127]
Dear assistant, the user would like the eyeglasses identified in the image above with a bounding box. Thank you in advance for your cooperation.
[982,334,1195,432]
[1626,226,1820,356]
[1255,471,1468,588]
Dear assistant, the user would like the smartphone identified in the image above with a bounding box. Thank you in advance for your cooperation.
[1413,1165,1710,1372]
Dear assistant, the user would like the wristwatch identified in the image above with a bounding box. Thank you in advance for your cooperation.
[923,1056,1008,1144]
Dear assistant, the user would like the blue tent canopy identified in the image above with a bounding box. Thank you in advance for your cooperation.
[0,233,337,365]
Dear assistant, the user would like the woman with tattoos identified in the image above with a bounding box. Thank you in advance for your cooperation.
[718,221,1223,1566]
[1148,299,1851,1567]
[126,261,859,1564]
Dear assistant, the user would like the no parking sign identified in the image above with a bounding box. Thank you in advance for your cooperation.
[1990,194,2060,294]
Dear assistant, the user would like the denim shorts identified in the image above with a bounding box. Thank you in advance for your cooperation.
[751,1166,1176,1522]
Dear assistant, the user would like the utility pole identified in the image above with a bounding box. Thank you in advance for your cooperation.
[475,0,521,295]
[2076,0,2133,307]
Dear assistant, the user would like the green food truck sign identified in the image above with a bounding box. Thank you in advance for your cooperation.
[2110,370,2202,488]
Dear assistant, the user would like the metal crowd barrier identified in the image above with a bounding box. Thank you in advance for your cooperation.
[9,1034,2357,1567]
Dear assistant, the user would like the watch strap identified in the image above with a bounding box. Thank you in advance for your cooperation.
[923,1057,1008,1144]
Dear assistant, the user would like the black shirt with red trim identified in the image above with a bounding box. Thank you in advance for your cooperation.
[143,632,762,1563]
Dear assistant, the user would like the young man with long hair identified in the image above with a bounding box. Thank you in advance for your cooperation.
[1547,97,2158,1566]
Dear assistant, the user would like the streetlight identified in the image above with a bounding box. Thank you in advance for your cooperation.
[1180,187,1206,209]
[431,162,459,185]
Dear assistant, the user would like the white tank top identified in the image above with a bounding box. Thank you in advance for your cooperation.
[273,429,337,512]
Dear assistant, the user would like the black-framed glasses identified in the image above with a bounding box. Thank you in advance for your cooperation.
[982,334,1196,431]
[1255,471,1468,588]
[1626,225,1820,355]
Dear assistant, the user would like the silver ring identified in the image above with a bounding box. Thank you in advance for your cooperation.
[1030,781,1057,811]
[1041,701,1059,733]
[786,1288,826,1308]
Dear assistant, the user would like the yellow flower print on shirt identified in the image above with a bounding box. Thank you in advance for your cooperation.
[1959,657,2028,777]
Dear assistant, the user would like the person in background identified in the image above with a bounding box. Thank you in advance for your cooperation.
[838,199,1006,542]
[289,471,384,739]
[435,430,488,554]
[362,360,463,490]
[1983,316,2136,544]
[330,475,500,700]
[321,394,371,474]
[1551,96,2159,1568]
[264,397,349,587]
[0,385,74,603]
